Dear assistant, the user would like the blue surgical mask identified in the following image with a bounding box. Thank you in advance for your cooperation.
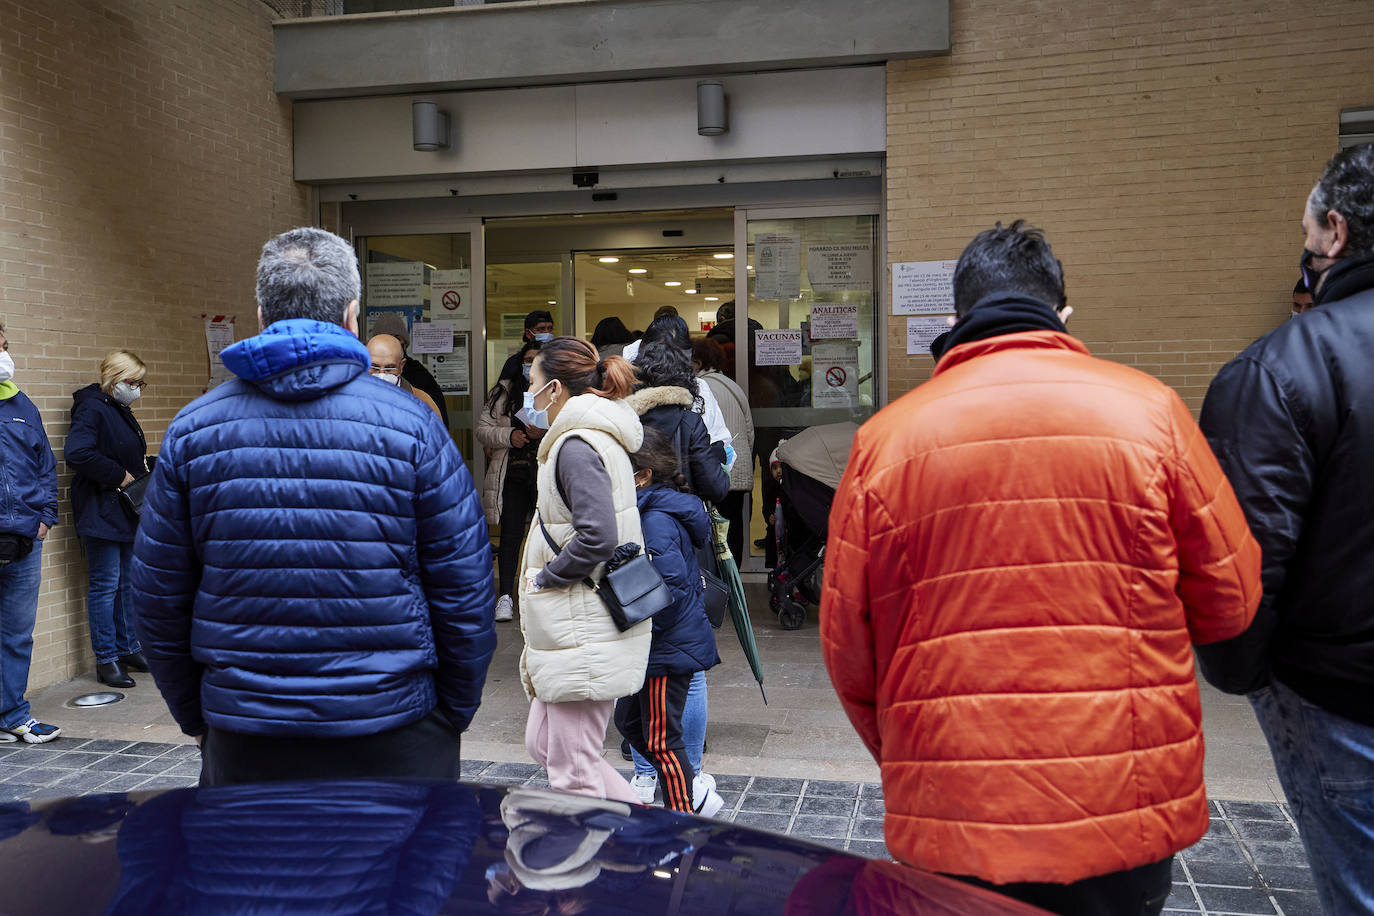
[533,332,554,344]
[518,380,555,430]
[521,364,532,382]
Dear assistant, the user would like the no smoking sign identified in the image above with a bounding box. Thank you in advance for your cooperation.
[825,366,847,387]
[441,290,462,311]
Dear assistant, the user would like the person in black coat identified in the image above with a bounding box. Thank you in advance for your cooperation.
[614,429,722,816]
[624,339,728,506]
[66,351,151,689]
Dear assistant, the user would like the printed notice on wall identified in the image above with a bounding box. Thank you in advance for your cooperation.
[411,321,455,355]
[907,315,951,355]
[809,304,859,339]
[812,340,860,408]
[807,245,873,292]
[365,261,426,307]
[892,260,956,314]
[205,317,235,389]
[429,332,470,396]
[754,329,804,366]
[754,233,801,300]
[430,269,471,322]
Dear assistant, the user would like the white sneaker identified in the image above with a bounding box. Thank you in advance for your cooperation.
[630,772,658,804]
[494,595,514,622]
[693,773,724,818]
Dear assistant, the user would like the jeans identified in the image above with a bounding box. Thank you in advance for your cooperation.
[0,539,42,729]
[84,536,139,664]
[1250,677,1374,916]
[635,669,706,778]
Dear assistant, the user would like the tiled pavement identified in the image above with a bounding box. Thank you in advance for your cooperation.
[0,740,1318,915]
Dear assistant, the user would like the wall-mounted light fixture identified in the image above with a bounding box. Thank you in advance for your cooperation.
[412,100,450,152]
[697,81,727,137]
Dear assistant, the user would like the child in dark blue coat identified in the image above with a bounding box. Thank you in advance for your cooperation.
[614,428,722,815]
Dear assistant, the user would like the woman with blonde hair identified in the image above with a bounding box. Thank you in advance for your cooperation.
[66,350,150,688]
[517,336,645,802]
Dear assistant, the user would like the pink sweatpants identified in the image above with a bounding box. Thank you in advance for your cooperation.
[525,697,639,804]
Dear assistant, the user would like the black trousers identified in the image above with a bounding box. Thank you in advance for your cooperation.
[718,490,748,567]
[497,463,537,597]
[615,673,695,812]
[199,710,461,788]
[952,856,1174,916]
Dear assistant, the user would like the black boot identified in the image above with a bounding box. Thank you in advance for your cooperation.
[96,661,135,689]
[119,650,149,672]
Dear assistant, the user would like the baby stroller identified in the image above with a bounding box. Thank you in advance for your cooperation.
[767,422,858,630]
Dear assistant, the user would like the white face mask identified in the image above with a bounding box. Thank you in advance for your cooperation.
[0,351,13,383]
[372,371,402,386]
[111,381,141,406]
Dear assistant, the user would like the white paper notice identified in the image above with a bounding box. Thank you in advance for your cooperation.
[892,260,957,315]
[807,245,873,292]
[205,319,235,389]
[754,329,804,366]
[907,315,951,355]
[754,234,801,300]
[812,340,860,407]
[365,261,425,307]
[430,269,471,321]
[809,304,859,339]
[428,333,470,396]
[411,321,455,355]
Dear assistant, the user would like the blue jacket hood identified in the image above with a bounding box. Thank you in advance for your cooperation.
[636,485,710,548]
[220,319,370,402]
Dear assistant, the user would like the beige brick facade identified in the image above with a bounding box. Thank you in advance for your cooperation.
[885,0,1374,408]
[0,0,307,689]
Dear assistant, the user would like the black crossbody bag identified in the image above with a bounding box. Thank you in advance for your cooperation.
[537,514,672,632]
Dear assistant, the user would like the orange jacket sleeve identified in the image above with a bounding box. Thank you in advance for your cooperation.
[820,456,882,762]
[1166,391,1262,645]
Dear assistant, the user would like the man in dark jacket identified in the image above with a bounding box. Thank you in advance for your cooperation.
[131,228,496,786]
[368,312,450,427]
[1199,143,1374,916]
[0,319,61,743]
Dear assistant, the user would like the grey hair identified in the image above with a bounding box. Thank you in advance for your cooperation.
[1307,144,1374,257]
[255,228,361,326]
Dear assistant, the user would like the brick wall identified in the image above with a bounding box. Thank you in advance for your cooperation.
[0,0,308,689]
[885,0,1374,409]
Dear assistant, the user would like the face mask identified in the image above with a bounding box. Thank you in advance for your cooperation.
[0,351,12,383]
[372,371,401,385]
[723,443,737,471]
[521,364,532,382]
[1300,248,1330,293]
[111,381,141,406]
[519,380,555,430]
[533,332,553,344]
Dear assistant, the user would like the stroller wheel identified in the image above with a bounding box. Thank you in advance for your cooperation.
[778,599,806,631]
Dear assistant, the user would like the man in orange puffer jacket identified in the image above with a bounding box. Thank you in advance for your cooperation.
[821,221,1262,916]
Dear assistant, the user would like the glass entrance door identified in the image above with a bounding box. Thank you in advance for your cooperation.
[733,209,881,572]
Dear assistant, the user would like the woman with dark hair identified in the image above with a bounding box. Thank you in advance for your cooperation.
[518,337,646,803]
[626,339,729,505]
[476,341,542,622]
[624,316,734,452]
[693,336,754,566]
[615,427,724,816]
[590,317,634,358]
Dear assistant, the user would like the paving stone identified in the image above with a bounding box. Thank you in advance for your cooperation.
[1195,884,1276,915]
[459,759,492,778]
[49,771,117,795]
[1218,801,1285,821]
[165,761,203,779]
[750,776,805,795]
[87,755,150,773]
[1181,836,1248,863]
[0,747,24,759]
[97,774,154,793]
[1244,840,1312,868]
[1165,885,1200,911]
[715,791,740,809]
[791,815,849,838]
[135,776,197,792]
[799,796,854,817]
[0,763,33,781]
[850,818,885,841]
[732,811,790,832]
[1171,859,1186,882]
[1233,819,1298,843]
[804,779,858,798]
[1270,890,1322,916]
[845,840,891,860]
[710,774,750,793]
[31,752,96,769]
[164,745,201,759]
[121,742,177,758]
[76,740,134,754]
[485,761,541,779]
[859,783,883,799]
[1186,860,1260,888]
[7,767,71,787]
[129,758,179,775]
[858,797,885,819]
[738,793,796,814]
[1257,864,1314,891]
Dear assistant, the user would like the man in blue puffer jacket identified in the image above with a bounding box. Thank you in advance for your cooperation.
[130,228,496,786]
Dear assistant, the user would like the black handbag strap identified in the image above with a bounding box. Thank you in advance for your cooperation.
[536,512,600,593]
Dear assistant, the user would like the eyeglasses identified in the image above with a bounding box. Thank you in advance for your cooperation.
[369,365,402,375]
[124,379,148,390]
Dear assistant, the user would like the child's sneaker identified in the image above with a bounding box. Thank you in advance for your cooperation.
[630,772,658,805]
[693,773,724,818]
[4,718,60,744]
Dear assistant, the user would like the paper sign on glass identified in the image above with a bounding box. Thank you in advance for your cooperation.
[754,234,801,300]
[411,321,455,355]
[365,261,426,308]
[430,269,471,321]
[811,340,860,407]
[809,304,859,339]
[807,245,873,292]
[429,333,470,396]
[754,329,804,366]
